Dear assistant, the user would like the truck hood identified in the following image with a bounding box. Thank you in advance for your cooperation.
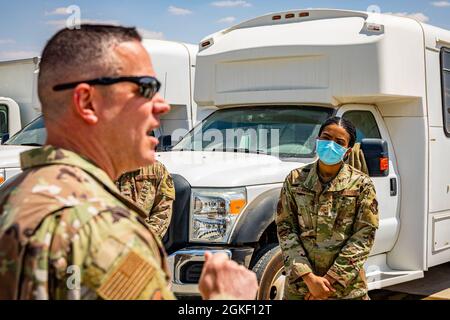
[0,145,36,168]
[156,151,307,187]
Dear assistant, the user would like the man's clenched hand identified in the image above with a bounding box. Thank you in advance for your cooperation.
[199,251,259,300]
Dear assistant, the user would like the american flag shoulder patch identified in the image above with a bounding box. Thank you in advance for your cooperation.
[97,251,156,300]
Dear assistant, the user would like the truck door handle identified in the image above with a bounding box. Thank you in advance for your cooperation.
[390,178,397,196]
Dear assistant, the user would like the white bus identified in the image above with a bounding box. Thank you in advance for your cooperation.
[159,9,450,299]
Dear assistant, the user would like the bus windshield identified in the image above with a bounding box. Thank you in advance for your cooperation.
[173,106,333,159]
[5,115,46,146]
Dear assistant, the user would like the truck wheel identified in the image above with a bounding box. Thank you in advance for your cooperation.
[252,245,285,300]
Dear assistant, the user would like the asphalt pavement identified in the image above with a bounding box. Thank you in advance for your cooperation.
[369,262,450,300]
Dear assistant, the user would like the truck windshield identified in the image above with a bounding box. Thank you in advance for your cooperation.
[5,115,46,146]
[173,106,333,158]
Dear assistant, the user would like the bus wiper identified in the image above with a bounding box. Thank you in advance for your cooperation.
[215,147,267,154]
[251,149,267,155]
[19,143,43,147]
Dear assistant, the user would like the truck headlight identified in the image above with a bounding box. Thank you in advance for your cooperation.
[0,169,5,185]
[189,188,247,243]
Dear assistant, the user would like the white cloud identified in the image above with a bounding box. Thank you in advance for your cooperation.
[168,5,193,16]
[211,1,251,7]
[218,16,236,24]
[138,28,165,40]
[0,39,15,45]
[45,19,71,28]
[389,12,430,23]
[46,19,121,29]
[45,7,69,16]
[0,50,39,61]
[431,1,450,7]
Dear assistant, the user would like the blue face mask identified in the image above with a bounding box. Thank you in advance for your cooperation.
[316,139,349,165]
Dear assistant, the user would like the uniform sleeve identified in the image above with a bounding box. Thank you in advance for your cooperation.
[115,170,138,199]
[275,177,313,279]
[326,178,379,288]
[147,166,175,239]
[46,205,175,300]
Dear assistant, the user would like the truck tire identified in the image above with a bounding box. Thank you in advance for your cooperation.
[252,245,285,300]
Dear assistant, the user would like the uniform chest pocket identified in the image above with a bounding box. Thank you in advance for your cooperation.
[292,187,316,233]
[331,190,359,241]
[134,174,158,213]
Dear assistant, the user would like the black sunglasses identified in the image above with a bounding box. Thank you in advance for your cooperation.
[53,76,161,99]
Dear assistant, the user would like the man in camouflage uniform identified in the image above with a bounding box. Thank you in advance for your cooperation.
[276,161,378,300]
[117,161,175,239]
[0,25,258,300]
[0,147,175,299]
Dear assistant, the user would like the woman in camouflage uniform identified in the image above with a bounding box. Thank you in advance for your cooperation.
[276,117,379,300]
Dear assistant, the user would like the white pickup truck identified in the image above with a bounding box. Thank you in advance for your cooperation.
[158,9,450,299]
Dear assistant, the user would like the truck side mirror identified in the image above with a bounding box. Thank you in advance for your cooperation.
[157,135,172,151]
[1,133,9,145]
[360,138,389,177]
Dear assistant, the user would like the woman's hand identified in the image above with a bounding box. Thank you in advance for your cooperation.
[302,273,336,300]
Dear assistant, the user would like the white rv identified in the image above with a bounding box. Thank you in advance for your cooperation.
[0,39,204,184]
[159,9,450,299]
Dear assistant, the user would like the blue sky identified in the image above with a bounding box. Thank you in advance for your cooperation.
[0,0,449,61]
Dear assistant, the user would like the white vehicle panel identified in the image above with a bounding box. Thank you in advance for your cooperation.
[0,145,35,168]
[157,151,303,187]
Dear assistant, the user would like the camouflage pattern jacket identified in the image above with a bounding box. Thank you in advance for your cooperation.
[276,161,379,300]
[0,146,175,300]
[116,161,175,239]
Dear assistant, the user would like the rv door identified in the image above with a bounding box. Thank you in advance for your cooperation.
[336,104,400,256]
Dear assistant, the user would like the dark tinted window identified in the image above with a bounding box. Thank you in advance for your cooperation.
[442,48,450,136]
[0,105,7,135]
[343,110,381,142]
[443,48,450,70]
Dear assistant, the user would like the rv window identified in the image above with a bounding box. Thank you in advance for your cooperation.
[0,104,7,135]
[342,111,381,143]
[442,48,450,137]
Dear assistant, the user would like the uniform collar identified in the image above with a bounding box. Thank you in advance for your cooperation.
[302,161,322,194]
[20,146,118,193]
[303,161,352,193]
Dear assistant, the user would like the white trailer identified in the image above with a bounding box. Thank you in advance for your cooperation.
[143,39,212,144]
[0,39,205,184]
[0,39,204,144]
[0,57,40,140]
[159,9,450,298]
